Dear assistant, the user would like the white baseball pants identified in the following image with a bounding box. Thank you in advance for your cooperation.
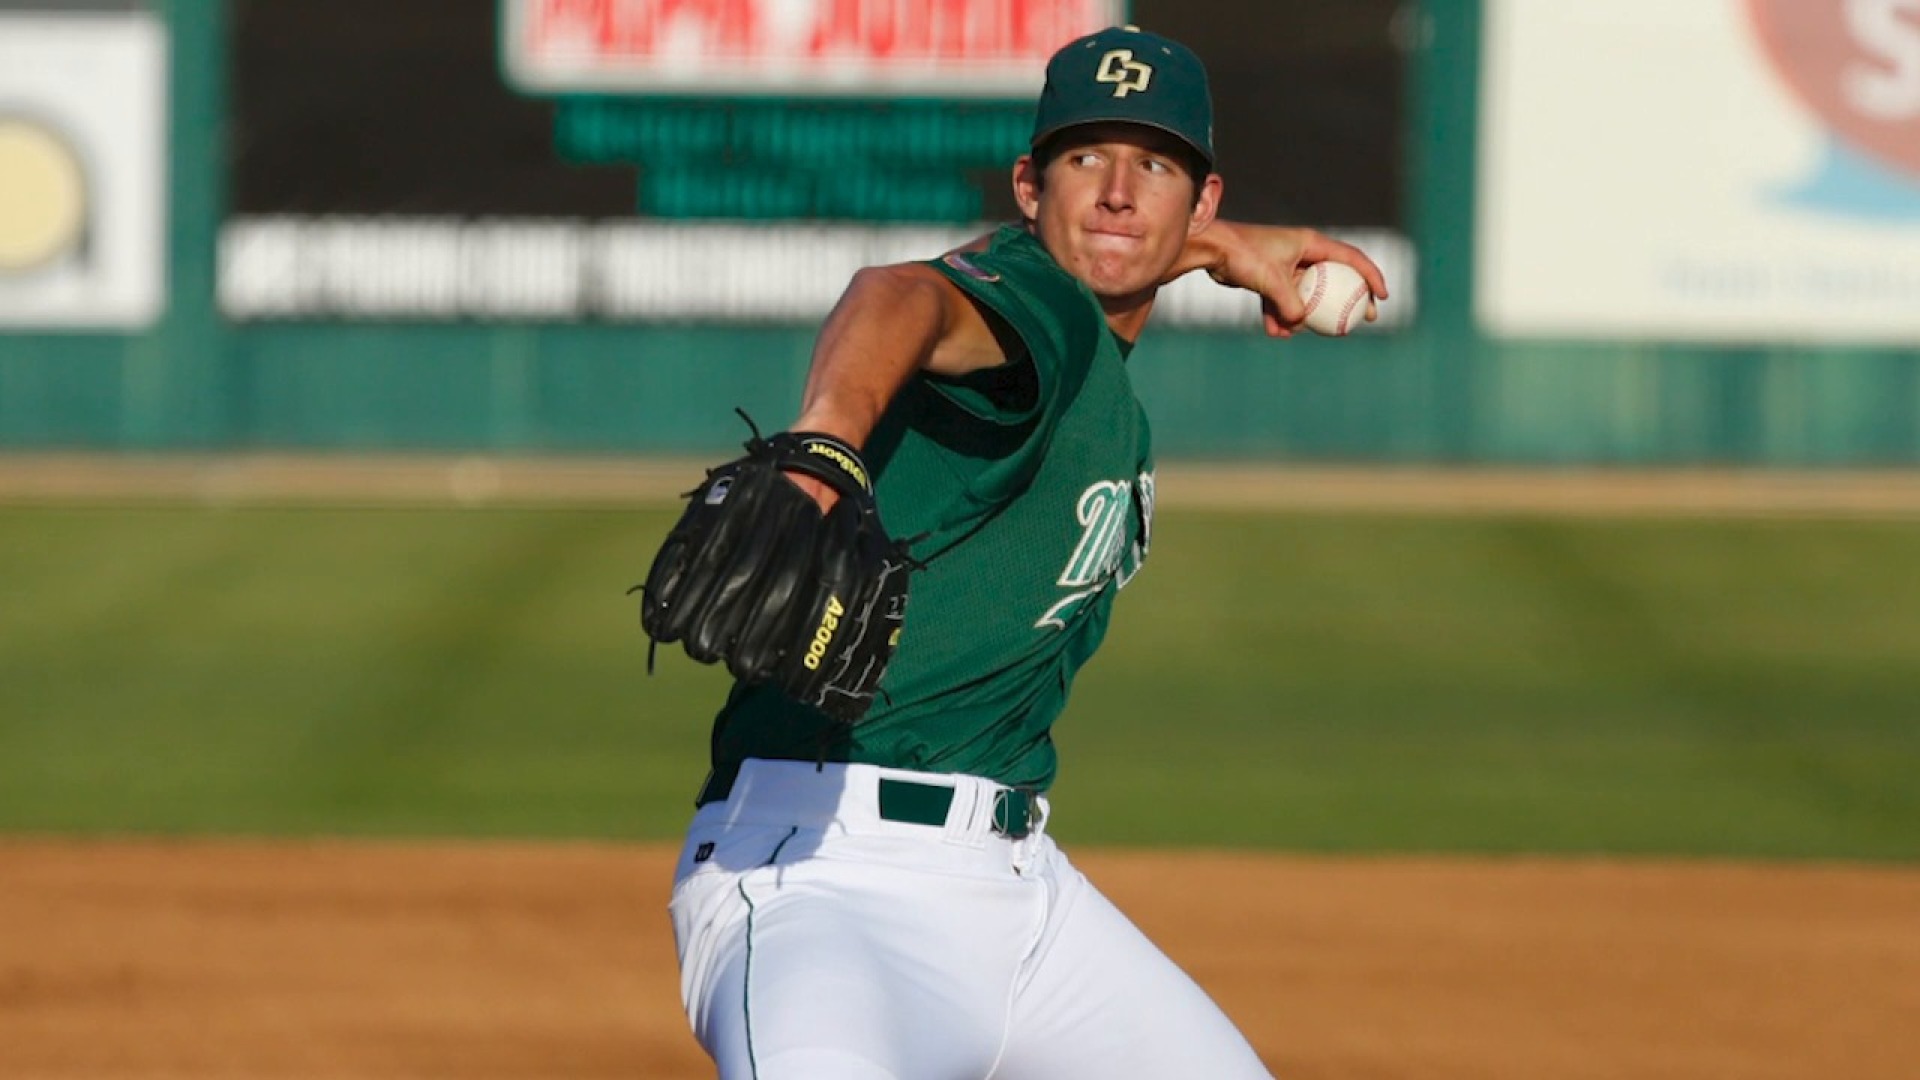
[668,758,1274,1080]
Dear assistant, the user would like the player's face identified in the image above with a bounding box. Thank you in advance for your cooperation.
[1013,124,1222,313]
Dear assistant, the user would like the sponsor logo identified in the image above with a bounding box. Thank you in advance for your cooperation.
[803,595,845,671]
[704,476,733,505]
[804,440,869,492]
[942,251,1001,283]
[1747,0,1920,218]
[1095,48,1153,97]
[0,116,88,276]
[693,841,715,863]
[508,0,1119,95]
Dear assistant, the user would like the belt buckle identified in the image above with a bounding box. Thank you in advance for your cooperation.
[991,787,1035,840]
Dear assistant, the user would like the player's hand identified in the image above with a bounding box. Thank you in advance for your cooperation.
[1199,223,1389,338]
[784,470,841,513]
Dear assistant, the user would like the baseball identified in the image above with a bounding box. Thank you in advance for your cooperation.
[1295,261,1375,336]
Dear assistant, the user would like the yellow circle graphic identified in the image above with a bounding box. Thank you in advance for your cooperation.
[0,116,88,274]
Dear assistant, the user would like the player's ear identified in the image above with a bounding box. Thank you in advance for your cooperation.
[1188,172,1223,235]
[1013,155,1041,222]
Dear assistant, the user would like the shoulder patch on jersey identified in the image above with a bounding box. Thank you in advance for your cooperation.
[942,252,1001,283]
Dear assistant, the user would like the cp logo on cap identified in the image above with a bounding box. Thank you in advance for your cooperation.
[1095,49,1153,98]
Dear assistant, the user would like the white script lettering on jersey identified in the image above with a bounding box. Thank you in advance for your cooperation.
[1035,470,1156,630]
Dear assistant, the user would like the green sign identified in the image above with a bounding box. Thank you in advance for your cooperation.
[556,98,1033,223]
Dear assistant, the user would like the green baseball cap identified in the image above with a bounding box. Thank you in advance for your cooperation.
[1030,25,1215,171]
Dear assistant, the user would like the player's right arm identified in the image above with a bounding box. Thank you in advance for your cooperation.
[785,263,1008,507]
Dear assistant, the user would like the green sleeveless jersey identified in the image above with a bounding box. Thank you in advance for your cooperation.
[700,225,1155,799]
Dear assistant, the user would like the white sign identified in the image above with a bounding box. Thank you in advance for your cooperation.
[502,0,1121,95]
[219,216,1416,329]
[1477,0,1920,343]
[0,10,169,329]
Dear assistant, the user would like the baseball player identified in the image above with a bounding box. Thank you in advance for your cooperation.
[642,24,1387,1080]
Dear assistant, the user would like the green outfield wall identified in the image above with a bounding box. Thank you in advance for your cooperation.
[1,0,1916,463]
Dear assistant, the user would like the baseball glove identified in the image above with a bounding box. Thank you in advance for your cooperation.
[637,421,912,724]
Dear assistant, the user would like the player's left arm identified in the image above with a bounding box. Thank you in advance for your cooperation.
[1170,221,1390,338]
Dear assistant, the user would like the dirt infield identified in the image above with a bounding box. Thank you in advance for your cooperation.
[9,453,1920,517]
[2,842,1914,1080]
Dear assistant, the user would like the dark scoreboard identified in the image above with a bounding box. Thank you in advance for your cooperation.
[222,1,1411,323]
[229,0,1405,228]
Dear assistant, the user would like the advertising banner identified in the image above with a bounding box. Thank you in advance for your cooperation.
[223,0,1413,327]
[1478,0,1920,343]
[504,0,1122,95]
[0,9,169,329]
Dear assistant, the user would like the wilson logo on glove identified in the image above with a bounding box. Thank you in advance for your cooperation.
[805,442,869,492]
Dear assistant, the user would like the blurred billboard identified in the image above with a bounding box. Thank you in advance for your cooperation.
[0,5,169,329]
[502,0,1121,96]
[1477,0,1920,343]
[219,0,1414,328]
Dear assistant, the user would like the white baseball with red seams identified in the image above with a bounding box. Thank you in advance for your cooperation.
[1295,260,1373,336]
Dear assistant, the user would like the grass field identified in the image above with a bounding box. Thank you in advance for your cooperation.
[2,504,1916,860]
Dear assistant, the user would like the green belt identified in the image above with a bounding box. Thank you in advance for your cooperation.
[878,778,1037,840]
[696,766,1037,840]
